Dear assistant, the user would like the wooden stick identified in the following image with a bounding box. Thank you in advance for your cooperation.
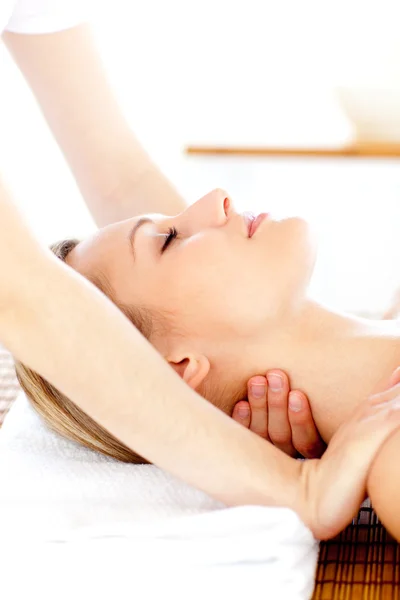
[185,143,400,159]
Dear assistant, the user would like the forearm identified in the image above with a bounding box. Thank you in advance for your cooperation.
[0,179,302,516]
[3,182,389,542]
[84,148,187,226]
[5,264,302,509]
[3,27,187,227]
[4,262,301,506]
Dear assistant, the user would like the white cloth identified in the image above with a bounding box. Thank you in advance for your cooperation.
[0,394,319,600]
[1,0,89,35]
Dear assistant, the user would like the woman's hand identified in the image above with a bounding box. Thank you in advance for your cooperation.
[300,367,400,540]
[232,370,326,458]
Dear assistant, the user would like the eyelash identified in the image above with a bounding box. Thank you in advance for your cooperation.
[161,227,178,252]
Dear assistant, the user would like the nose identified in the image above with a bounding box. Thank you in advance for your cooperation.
[178,189,231,233]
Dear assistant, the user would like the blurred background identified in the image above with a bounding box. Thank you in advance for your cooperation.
[0,0,399,314]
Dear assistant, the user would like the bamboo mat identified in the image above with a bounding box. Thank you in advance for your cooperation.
[0,347,399,598]
[313,503,400,600]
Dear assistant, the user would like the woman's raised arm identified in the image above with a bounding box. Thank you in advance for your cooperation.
[2,25,187,226]
[2,178,400,540]
[0,175,302,507]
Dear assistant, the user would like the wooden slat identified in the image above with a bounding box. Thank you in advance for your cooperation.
[185,143,400,159]
[313,504,400,599]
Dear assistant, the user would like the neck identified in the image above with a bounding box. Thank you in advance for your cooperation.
[233,300,400,441]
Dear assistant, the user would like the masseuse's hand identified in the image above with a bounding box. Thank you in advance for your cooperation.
[301,367,400,540]
[232,370,326,459]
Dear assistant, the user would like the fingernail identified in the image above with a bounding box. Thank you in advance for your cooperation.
[289,393,303,412]
[267,374,283,392]
[251,384,266,398]
[238,406,250,418]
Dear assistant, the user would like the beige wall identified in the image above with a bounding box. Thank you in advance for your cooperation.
[0,0,399,313]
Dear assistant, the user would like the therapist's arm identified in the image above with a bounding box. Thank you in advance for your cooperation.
[2,179,400,541]
[2,25,187,226]
[2,24,324,460]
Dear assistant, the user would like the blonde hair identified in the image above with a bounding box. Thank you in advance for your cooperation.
[15,239,150,464]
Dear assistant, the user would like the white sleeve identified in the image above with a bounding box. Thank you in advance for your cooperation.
[5,0,91,34]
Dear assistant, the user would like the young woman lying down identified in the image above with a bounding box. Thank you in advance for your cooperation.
[16,188,400,540]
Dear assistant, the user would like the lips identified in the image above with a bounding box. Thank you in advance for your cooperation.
[246,212,269,237]
[242,212,255,236]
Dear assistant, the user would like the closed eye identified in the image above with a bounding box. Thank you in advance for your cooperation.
[161,227,179,252]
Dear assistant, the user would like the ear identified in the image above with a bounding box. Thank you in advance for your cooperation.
[167,352,210,390]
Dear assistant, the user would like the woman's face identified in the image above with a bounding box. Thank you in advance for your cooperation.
[68,189,316,351]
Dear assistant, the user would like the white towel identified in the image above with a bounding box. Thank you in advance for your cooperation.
[0,393,319,600]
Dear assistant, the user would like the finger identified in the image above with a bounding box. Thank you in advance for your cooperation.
[266,370,296,456]
[306,390,400,540]
[247,376,268,438]
[330,384,400,450]
[288,391,327,458]
[368,380,400,407]
[389,366,400,388]
[232,400,251,429]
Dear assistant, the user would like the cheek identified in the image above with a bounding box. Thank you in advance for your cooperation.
[145,242,265,334]
[157,240,267,333]
[142,223,315,335]
[142,238,245,330]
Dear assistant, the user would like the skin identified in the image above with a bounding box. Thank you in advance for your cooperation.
[2,25,322,457]
[4,170,400,541]
[1,22,400,539]
[67,188,400,539]
[234,371,326,458]
[2,25,187,225]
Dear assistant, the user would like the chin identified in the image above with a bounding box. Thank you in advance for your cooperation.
[281,215,311,234]
[264,214,312,241]
[268,216,317,274]
[286,215,317,267]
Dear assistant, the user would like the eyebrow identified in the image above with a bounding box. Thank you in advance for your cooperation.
[128,217,154,261]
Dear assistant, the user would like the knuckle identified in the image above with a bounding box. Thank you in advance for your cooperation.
[233,413,245,423]
[369,382,400,404]
[269,430,291,446]
[267,395,286,409]
[289,410,309,425]
[249,396,267,410]
[251,427,268,439]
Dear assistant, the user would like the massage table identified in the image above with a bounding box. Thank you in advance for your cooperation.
[0,346,398,599]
